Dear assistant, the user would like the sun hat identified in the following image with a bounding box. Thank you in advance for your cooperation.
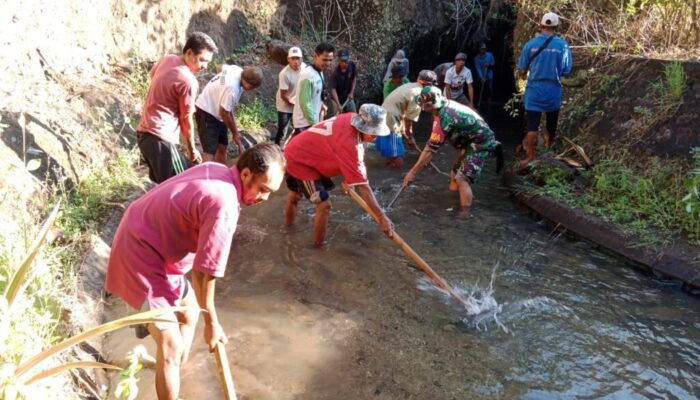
[541,12,559,27]
[288,46,302,58]
[414,86,446,109]
[350,104,390,136]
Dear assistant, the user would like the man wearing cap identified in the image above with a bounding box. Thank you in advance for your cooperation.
[137,32,217,183]
[195,64,264,163]
[284,104,395,245]
[274,47,306,146]
[329,49,358,115]
[293,42,335,134]
[517,11,573,167]
[105,143,285,400]
[376,70,437,168]
[403,86,501,213]
[474,43,496,112]
[444,52,475,108]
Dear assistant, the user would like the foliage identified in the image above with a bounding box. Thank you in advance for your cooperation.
[125,59,151,102]
[114,346,149,400]
[681,148,700,242]
[236,99,276,130]
[662,61,687,102]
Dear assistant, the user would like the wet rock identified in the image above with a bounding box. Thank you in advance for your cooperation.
[442,323,457,332]
[266,39,292,66]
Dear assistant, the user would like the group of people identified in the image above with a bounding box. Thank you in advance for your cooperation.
[105,10,572,399]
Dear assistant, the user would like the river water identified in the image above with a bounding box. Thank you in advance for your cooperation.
[105,119,699,399]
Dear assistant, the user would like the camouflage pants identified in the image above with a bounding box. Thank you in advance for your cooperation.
[454,149,489,183]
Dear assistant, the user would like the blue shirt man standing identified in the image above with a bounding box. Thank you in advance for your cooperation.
[474,43,496,112]
[517,12,572,167]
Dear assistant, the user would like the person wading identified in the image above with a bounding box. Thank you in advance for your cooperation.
[105,143,285,400]
[444,52,475,108]
[403,87,501,214]
[284,104,395,245]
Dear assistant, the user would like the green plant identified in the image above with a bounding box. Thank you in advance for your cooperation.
[236,99,276,130]
[114,345,150,400]
[663,61,687,101]
[681,147,700,241]
[126,59,151,101]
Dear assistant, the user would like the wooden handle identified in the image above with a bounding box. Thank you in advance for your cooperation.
[386,185,405,209]
[214,342,238,400]
[344,184,468,307]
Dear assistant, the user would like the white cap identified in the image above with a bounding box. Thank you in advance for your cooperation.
[541,12,559,27]
[288,47,302,58]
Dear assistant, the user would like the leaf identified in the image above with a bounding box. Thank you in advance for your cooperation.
[14,306,200,378]
[22,361,121,385]
[25,159,42,172]
[3,201,61,307]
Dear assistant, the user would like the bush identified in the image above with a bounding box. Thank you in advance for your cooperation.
[236,99,276,130]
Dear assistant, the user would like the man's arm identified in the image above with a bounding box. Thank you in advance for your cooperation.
[403,146,435,186]
[356,183,393,237]
[331,88,341,111]
[403,118,418,149]
[180,113,202,163]
[467,83,475,107]
[191,270,228,351]
[219,106,244,154]
[280,89,294,106]
[348,70,357,100]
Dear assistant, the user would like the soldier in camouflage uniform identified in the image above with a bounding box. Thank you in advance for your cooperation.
[403,86,500,213]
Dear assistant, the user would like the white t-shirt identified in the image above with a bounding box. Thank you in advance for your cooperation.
[195,65,244,121]
[292,66,324,128]
[444,66,473,100]
[276,63,306,113]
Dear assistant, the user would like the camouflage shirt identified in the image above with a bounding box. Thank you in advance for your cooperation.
[426,101,498,153]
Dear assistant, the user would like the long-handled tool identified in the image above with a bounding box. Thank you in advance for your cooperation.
[214,342,238,400]
[385,185,406,209]
[344,184,468,307]
[406,139,450,177]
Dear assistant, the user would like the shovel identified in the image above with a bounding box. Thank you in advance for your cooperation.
[344,183,469,307]
[214,342,238,400]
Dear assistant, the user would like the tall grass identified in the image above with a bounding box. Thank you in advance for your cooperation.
[236,99,276,130]
[0,148,145,399]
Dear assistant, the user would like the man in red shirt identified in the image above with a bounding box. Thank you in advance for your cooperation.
[105,143,285,400]
[284,104,395,245]
[137,32,217,183]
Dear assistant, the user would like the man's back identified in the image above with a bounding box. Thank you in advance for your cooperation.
[382,82,423,121]
[519,34,572,84]
[196,65,244,119]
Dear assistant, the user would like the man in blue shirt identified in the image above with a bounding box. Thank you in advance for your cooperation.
[474,43,495,112]
[517,12,572,167]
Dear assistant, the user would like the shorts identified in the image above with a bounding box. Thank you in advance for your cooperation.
[525,110,560,137]
[454,150,490,184]
[286,173,335,203]
[375,132,405,158]
[196,107,228,155]
[140,276,192,331]
[137,132,190,183]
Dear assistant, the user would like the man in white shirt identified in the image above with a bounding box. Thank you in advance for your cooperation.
[292,42,335,134]
[195,64,263,163]
[274,47,306,146]
[444,52,474,108]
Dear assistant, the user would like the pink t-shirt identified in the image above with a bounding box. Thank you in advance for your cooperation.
[136,54,198,144]
[284,113,368,185]
[105,163,242,309]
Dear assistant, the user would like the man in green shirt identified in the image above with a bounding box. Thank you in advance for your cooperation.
[292,42,335,134]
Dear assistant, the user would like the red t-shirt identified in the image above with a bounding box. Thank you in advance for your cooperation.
[136,54,198,144]
[105,163,242,309]
[284,113,368,185]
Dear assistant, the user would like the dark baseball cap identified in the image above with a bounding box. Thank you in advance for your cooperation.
[338,49,350,60]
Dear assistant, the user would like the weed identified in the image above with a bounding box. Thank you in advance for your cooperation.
[125,59,151,102]
[681,147,700,242]
[663,61,687,101]
[236,99,276,130]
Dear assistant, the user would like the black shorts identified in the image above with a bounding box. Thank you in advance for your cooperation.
[286,173,335,201]
[525,110,560,137]
[196,107,228,155]
[137,132,189,183]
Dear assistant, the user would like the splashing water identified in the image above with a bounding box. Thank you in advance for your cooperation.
[417,264,577,333]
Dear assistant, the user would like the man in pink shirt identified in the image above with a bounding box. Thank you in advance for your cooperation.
[137,32,217,183]
[284,104,395,245]
[105,143,285,400]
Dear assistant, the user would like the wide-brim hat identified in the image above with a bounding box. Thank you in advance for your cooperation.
[351,104,390,136]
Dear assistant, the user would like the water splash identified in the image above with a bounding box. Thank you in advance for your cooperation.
[417,264,577,333]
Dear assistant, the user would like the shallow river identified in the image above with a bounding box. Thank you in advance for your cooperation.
[105,125,699,400]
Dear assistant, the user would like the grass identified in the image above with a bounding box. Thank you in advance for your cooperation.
[236,99,276,130]
[527,151,695,246]
[0,148,145,399]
